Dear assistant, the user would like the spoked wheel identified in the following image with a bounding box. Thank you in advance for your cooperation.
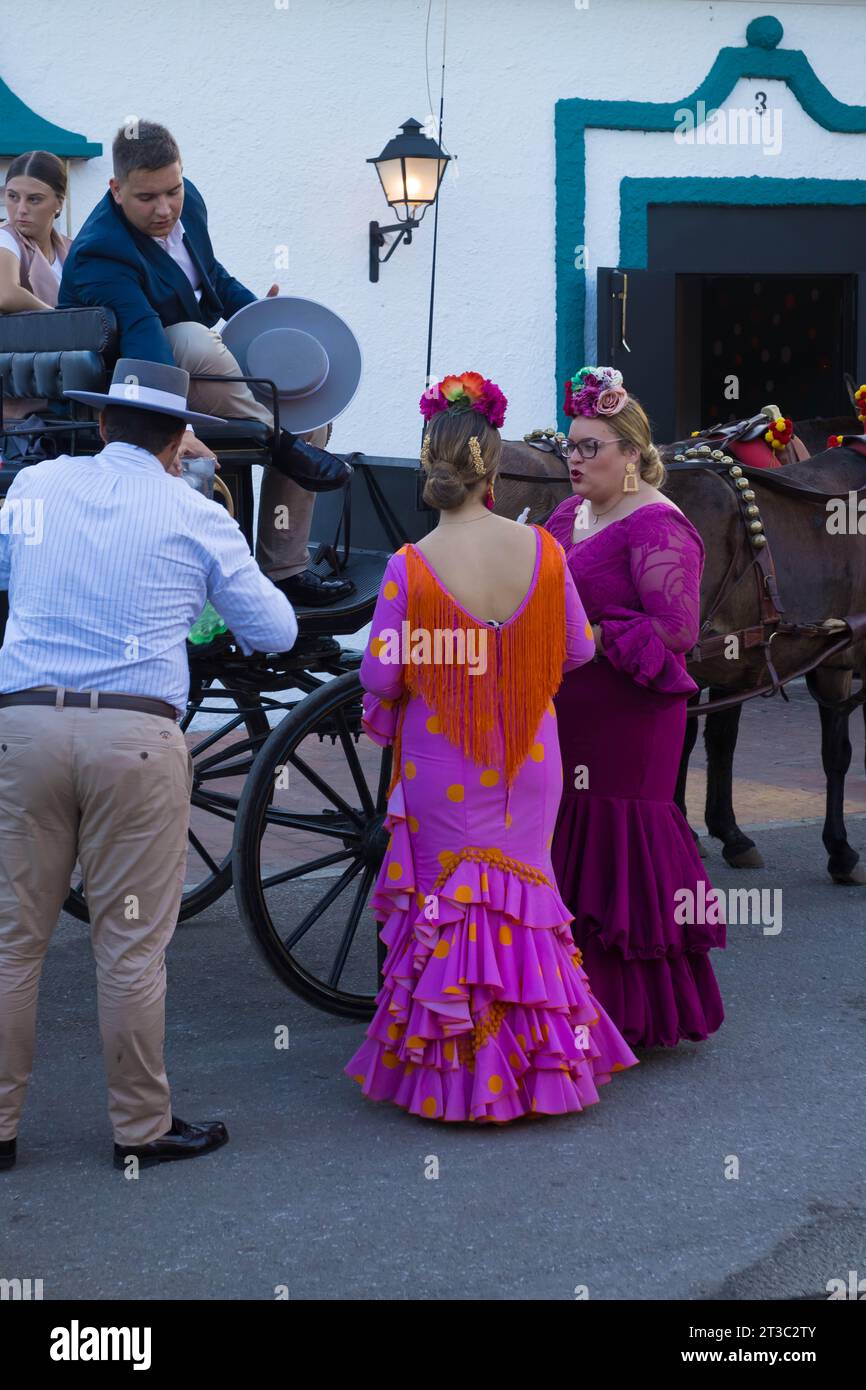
[63,686,272,923]
[233,671,391,1018]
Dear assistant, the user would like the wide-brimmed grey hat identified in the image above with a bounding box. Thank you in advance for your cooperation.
[220,295,362,433]
[64,358,226,427]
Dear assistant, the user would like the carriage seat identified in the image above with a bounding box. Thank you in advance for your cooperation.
[0,306,118,407]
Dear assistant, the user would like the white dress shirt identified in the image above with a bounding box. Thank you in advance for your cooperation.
[151,219,203,302]
[0,442,298,715]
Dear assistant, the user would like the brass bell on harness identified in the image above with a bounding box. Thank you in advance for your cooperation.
[674,453,685,461]
[735,477,749,490]
[729,465,743,477]
[746,504,759,517]
[751,534,767,547]
[743,488,756,501]
[685,448,700,458]
[698,444,712,454]
[749,519,763,533]
[711,449,724,459]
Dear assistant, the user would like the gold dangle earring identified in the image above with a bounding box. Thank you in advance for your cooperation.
[622,459,639,493]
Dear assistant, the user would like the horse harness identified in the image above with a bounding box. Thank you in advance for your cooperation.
[667,441,866,714]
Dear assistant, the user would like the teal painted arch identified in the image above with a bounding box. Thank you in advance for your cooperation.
[555,16,866,427]
[619,176,866,270]
[0,76,101,158]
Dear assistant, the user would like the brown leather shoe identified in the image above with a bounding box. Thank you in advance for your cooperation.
[113,1115,228,1170]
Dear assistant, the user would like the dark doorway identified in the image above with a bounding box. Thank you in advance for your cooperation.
[679,273,854,429]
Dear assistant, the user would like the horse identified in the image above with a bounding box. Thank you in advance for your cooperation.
[493,420,866,883]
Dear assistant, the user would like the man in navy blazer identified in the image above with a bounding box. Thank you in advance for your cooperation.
[59,121,353,606]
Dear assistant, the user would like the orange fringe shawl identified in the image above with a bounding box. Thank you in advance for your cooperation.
[386,527,566,794]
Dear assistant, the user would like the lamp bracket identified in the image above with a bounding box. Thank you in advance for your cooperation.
[369,219,419,283]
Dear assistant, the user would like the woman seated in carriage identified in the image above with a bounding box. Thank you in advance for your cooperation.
[0,150,70,314]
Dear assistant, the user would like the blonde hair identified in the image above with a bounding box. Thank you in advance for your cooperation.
[606,395,666,489]
[420,409,502,510]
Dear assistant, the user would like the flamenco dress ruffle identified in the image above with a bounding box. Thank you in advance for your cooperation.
[345,728,638,1124]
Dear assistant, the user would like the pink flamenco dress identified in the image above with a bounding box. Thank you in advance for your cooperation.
[344,525,639,1123]
[544,499,726,1048]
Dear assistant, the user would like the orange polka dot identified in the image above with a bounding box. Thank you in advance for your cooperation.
[454,884,472,903]
[499,924,513,946]
[488,1075,504,1094]
[443,1041,455,1062]
[438,850,452,867]
[381,1052,400,1069]
[480,871,489,892]
[387,862,403,881]
[542,1023,549,1040]
[612,1063,626,1073]
[443,985,464,995]
[480,768,499,787]
[446,783,464,802]
[408,815,419,833]
[404,1062,417,1075]
[509,1052,520,1068]
[529,742,545,762]
[468,922,477,942]
[380,698,393,709]
[505,812,513,828]
[387,1022,402,1041]
[433,938,450,959]
[421,1096,438,1117]
[416,891,426,909]
[404,760,416,779]
[370,636,385,658]
[383,580,399,600]
[516,1033,527,1049]
[545,832,553,850]
[425,715,441,734]
[407,1035,426,1049]
[584,621,593,640]
[352,1073,365,1084]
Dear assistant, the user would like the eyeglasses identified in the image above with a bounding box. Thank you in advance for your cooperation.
[566,438,622,462]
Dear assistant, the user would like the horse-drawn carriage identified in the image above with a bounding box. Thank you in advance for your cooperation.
[0,306,433,1019]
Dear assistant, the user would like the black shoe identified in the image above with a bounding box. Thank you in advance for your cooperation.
[276,569,356,606]
[0,1138,16,1171]
[113,1115,228,1170]
[272,432,353,493]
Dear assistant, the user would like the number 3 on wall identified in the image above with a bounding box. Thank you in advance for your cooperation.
[755,91,768,113]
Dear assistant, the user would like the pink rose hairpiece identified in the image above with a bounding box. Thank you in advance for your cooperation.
[419,371,508,429]
[563,365,629,418]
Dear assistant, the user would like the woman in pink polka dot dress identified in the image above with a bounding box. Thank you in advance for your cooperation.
[344,374,638,1123]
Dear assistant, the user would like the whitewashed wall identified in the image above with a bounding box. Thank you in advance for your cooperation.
[2,0,866,454]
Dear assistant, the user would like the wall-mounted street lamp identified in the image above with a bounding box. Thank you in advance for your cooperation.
[368,117,449,282]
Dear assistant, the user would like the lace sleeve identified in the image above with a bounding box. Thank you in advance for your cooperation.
[562,558,596,673]
[598,509,703,693]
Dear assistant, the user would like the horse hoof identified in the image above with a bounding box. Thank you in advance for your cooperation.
[830,865,866,886]
[724,846,765,869]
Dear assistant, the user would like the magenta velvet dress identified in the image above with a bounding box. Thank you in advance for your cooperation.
[545,498,725,1048]
[344,528,639,1122]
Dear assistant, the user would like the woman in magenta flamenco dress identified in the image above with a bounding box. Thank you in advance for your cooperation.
[345,372,638,1122]
[546,367,725,1049]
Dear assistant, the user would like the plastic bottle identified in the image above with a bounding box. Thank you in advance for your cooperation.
[187,600,227,646]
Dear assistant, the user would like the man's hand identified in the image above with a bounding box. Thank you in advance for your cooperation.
[266,284,280,297]
[164,431,220,477]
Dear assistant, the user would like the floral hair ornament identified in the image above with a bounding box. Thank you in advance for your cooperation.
[563,365,629,419]
[419,371,508,429]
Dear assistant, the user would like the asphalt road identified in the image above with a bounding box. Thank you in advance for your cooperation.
[2,821,864,1302]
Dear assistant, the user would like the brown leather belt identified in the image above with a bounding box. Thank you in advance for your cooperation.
[0,688,179,721]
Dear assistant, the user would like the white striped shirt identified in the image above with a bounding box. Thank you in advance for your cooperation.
[0,441,298,714]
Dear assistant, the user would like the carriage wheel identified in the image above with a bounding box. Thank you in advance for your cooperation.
[63,687,271,923]
[233,671,390,1019]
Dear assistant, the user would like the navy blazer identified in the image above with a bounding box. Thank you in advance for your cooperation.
[58,178,256,365]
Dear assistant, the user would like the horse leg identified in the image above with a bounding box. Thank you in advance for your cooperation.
[806,668,866,885]
[675,696,707,858]
[704,697,763,868]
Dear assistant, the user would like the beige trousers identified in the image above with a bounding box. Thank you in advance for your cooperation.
[166,321,326,579]
[0,697,192,1145]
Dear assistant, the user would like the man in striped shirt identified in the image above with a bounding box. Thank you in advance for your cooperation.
[0,358,297,1172]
